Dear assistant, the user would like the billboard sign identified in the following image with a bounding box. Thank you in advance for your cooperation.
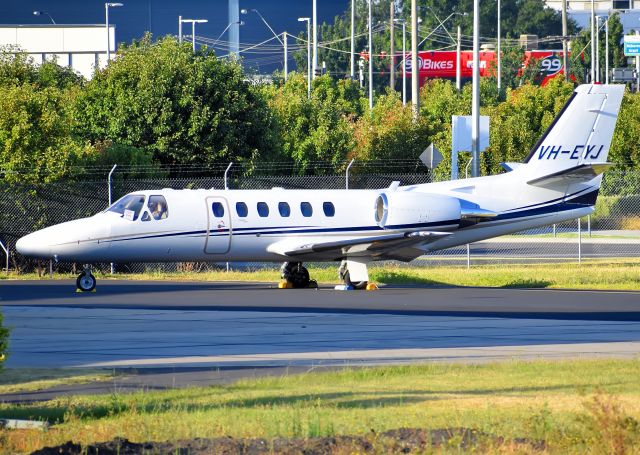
[624,35,640,57]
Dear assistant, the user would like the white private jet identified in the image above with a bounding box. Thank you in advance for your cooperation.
[17,84,624,292]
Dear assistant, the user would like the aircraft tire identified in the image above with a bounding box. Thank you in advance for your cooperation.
[290,266,310,289]
[76,272,96,292]
[344,270,368,290]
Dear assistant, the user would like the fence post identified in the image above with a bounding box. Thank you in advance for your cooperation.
[553,224,556,237]
[345,159,355,190]
[578,217,582,263]
[224,162,233,190]
[466,244,470,269]
[0,240,8,274]
[588,214,591,237]
[108,164,117,276]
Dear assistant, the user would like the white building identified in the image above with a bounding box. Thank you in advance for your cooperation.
[0,25,117,80]
[545,1,640,32]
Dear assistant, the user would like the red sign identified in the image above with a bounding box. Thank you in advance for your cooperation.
[404,50,567,86]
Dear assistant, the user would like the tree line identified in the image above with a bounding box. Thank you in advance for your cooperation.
[1,34,640,186]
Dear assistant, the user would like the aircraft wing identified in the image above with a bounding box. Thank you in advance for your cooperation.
[267,231,451,262]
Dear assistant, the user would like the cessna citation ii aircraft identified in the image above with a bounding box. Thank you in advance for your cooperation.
[17,84,624,292]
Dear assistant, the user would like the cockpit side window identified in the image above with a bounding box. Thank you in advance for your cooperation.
[107,194,146,221]
[148,195,169,220]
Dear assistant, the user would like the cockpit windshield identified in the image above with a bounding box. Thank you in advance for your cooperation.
[107,194,146,221]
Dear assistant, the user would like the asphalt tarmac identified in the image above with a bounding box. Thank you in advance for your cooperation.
[1,280,639,402]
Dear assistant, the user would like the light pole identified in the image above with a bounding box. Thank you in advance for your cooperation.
[313,0,318,79]
[472,0,480,178]
[298,17,311,98]
[590,0,595,82]
[595,16,601,83]
[33,11,56,24]
[605,16,609,84]
[214,20,244,47]
[368,0,373,109]
[411,0,419,120]
[394,18,407,106]
[497,0,501,91]
[105,3,123,62]
[456,25,461,91]
[350,0,355,79]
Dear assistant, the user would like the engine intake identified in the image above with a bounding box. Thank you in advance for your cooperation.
[374,192,461,229]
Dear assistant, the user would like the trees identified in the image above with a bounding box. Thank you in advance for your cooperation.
[73,35,279,167]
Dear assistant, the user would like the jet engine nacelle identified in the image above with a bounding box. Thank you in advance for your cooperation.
[374,192,461,229]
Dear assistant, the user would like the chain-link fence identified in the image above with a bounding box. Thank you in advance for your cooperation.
[1,164,639,274]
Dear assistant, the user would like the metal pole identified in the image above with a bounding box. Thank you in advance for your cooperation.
[283,32,288,80]
[590,0,595,82]
[562,0,569,79]
[471,0,480,178]
[108,164,117,275]
[224,162,233,190]
[390,1,395,91]
[0,240,8,274]
[605,17,609,84]
[403,22,407,105]
[411,0,420,120]
[595,16,600,83]
[346,159,355,189]
[588,214,592,236]
[497,0,501,91]
[456,25,461,91]
[368,0,373,109]
[350,0,355,79]
[466,244,470,269]
[578,217,582,263]
[106,3,110,62]
[307,20,311,98]
[192,22,196,52]
[178,15,182,43]
[312,0,318,79]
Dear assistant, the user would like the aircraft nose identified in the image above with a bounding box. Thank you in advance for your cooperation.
[16,231,52,259]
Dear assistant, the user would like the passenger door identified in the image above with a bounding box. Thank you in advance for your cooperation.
[205,197,231,254]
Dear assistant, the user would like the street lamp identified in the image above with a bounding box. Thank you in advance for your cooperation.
[180,18,208,52]
[215,20,245,47]
[33,11,56,24]
[394,18,407,105]
[298,17,311,98]
[105,3,123,62]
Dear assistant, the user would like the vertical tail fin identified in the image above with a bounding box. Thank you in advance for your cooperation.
[523,84,624,180]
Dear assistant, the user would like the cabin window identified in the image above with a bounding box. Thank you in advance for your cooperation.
[300,202,313,217]
[211,202,225,218]
[323,202,335,217]
[278,202,291,217]
[148,195,169,220]
[107,194,145,221]
[257,202,269,217]
[236,202,248,217]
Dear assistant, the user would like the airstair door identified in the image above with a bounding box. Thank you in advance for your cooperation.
[205,197,231,254]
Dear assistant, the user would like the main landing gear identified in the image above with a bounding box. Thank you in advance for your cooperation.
[76,265,96,292]
[280,262,316,289]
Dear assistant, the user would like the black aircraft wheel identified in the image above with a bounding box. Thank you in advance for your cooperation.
[76,272,96,292]
[290,265,310,289]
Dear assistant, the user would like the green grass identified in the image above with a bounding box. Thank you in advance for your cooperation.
[3,260,640,290]
[0,368,113,394]
[1,359,640,453]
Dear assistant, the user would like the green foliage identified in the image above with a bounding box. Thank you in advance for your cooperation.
[73,35,279,167]
[0,47,83,89]
[0,83,90,184]
[265,73,361,173]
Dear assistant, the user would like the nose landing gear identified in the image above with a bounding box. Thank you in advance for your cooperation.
[76,265,96,292]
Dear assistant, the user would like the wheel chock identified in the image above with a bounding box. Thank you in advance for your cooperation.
[278,280,293,289]
[334,284,354,291]
[366,283,379,291]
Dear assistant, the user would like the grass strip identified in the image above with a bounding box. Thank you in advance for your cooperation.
[3,260,640,290]
[1,359,639,453]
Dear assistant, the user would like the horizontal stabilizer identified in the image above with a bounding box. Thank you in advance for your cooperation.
[527,163,613,188]
[500,162,522,172]
[267,231,451,261]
